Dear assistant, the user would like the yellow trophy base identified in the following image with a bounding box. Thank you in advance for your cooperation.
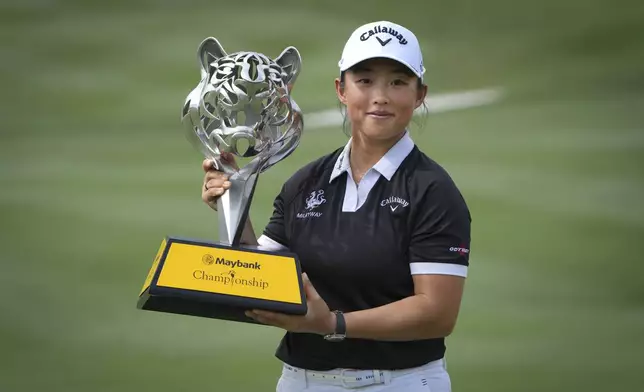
[137,236,307,324]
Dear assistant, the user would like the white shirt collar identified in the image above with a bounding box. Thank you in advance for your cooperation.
[329,130,415,183]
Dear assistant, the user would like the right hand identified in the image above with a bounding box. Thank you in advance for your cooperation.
[201,153,238,211]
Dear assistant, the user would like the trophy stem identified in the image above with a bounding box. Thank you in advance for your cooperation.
[217,173,259,246]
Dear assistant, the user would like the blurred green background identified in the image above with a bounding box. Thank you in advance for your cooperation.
[1,0,643,391]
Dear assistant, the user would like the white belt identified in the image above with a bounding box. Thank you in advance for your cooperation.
[282,359,445,389]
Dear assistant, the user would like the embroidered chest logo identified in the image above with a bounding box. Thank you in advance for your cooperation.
[306,190,326,210]
[297,190,326,219]
[380,196,409,212]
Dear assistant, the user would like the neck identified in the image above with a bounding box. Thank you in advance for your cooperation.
[349,129,405,182]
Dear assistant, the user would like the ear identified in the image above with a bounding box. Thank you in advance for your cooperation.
[335,78,347,105]
[274,46,302,86]
[415,83,428,109]
[197,37,227,75]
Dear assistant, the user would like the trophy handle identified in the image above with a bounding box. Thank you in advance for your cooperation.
[216,172,259,246]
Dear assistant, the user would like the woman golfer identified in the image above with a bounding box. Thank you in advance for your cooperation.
[202,20,471,392]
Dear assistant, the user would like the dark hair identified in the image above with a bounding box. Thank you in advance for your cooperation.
[339,69,423,90]
[338,69,428,136]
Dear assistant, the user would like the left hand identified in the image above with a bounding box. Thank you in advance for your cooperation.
[245,273,335,335]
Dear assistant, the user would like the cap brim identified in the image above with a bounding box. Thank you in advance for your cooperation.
[339,54,424,80]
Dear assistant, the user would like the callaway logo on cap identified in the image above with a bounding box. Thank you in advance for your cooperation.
[338,21,425,80]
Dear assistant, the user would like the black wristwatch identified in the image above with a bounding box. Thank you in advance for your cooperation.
[324,310,346,342]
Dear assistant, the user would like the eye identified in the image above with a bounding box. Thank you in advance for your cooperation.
[392,79,409,86]
[356,78,371,84]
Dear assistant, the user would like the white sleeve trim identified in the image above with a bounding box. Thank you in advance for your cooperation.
[257,234,289,252]
[410,262,468,278]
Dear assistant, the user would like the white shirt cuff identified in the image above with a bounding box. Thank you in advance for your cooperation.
[410,262,468,278]
[257,234,289,252]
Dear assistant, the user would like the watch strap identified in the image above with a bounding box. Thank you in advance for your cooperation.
[333,310,346,335]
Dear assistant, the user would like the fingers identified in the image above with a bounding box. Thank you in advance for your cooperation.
[204,178,231,192]
[245,310,288,327]
[202,158,216,172]
[201,162,231,206]
[203,156,239,172]
[302,273,320,300]
[201,179,231,206]
[202,185,227,199]
[202,158,230,193]
[200,158,236,209]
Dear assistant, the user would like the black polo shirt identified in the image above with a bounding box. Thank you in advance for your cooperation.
[258,131,471,371]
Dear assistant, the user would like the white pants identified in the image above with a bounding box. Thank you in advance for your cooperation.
[276,358,451,391]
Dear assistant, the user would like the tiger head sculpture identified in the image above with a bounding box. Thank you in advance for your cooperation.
[181,37,303,177]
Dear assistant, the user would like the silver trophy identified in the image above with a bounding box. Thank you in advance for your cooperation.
[181,37,303,246]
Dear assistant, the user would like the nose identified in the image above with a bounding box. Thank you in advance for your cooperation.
[372,84,390,105]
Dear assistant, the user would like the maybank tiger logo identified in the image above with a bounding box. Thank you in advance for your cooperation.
[297,190,326,219]
[305,190,326,210]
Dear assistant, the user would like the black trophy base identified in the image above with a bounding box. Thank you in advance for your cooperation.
[136,236,307,324]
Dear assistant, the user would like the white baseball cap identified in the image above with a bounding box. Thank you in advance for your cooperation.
[338,21,425,80]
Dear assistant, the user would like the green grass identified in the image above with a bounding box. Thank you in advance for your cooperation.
[1,0,643,391]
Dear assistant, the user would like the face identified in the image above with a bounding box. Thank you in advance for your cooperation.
[335,58,427,142]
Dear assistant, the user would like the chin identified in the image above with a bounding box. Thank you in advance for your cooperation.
[360,123,405,140]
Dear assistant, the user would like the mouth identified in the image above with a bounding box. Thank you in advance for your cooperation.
[367,111,394,119]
